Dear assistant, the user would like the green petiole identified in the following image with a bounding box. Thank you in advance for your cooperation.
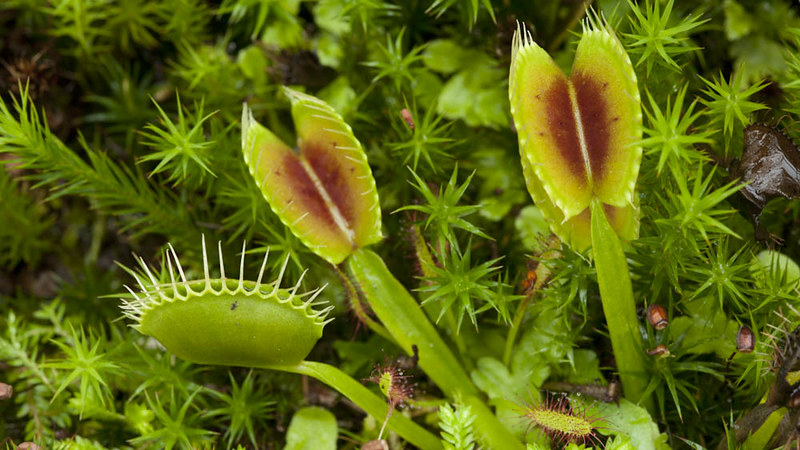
[278,360,443,450]
[346,248,524,450]
[590,199,651,409]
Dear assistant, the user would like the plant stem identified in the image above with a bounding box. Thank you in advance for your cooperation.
[333,265,396,344]
[442,307,472,371]
[503,243,557,367]
[346,248,524,449]
[346,248,476,397]
[590,200,652,409]
[463,395,526,450]
[503,293,532,368]
[281,360,442,450]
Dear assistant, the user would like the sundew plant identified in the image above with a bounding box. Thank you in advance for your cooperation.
[2,0,800,448]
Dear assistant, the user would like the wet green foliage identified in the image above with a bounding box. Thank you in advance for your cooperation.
[1,0,800,448]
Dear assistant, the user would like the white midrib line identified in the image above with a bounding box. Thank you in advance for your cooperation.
[567,83,594,186]
[298,158,356,245]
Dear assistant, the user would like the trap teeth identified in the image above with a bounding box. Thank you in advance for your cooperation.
[118,238,331,368]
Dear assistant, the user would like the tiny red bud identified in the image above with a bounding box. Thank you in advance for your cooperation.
[737,325,755,353]
[646,304,668,330]
[0,382,11,400]
[647,344,670,357]
[401,108,415,130]
[521,269,538,293]
[18,443,42,450]
[362,440,389,450]
[790,391,800,409]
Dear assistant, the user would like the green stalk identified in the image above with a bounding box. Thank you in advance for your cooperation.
[279,360,442,450]
[346,248,523,449]
[463,395,526,450]
[503,242,556,367]
[334,265,396,344]
[590,200,651,408]
[442,307,472,371]
[346,248,475,397]
[503,294,532,368]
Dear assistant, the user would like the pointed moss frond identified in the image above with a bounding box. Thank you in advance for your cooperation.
[396,166,489,246]
[641,85,713,176]
[0,83,200,246]
[700,71,769,142]
[426,0,496,29]
[624,0,708,76]
[363,28,427,93]
[656,165,742,249]
[138,94,218,187]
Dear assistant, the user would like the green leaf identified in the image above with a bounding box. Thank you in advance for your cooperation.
[438,62,508,129]
[470,357,522,402]
[260,6,304,48]
[313,0,352,35]
[723,0,754,40]
[439,403,477,450]
[283,407,338,450]
[752,250,800,289]
[741,407,786,450]
[423,39,469,74]
[583,397,670,450]
[317,77,357,117]
[237,45,269,83]
[514,205,550,252]
[730,36,788,86]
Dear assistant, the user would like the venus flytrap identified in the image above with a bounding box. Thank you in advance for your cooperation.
[509,17,650,406]
[240,88,472,388]
[6,1,800,446]
[241,88,523,449]
[119,237,441,450]
[120,238,331,367]
[241,87,382,265]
